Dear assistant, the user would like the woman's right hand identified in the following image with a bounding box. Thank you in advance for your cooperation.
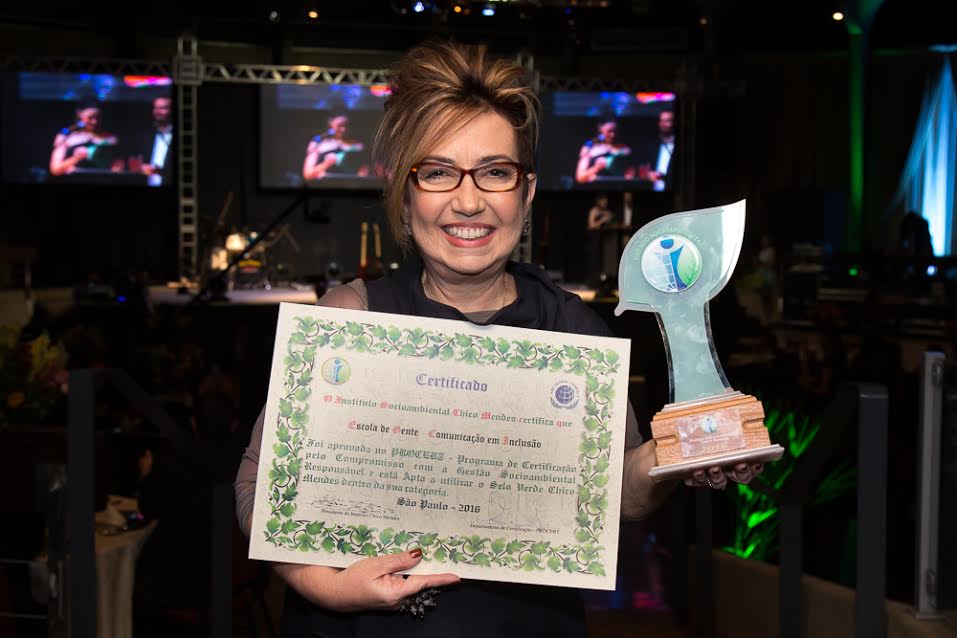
[277,548,460,613]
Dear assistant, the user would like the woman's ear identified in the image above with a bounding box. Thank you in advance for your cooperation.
[524,173,537,212]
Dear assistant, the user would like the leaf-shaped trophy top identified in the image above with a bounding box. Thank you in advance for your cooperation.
[615,200,746,316]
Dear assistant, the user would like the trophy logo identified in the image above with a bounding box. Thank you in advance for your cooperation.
[617,200,783,480]
[641,235,702,293]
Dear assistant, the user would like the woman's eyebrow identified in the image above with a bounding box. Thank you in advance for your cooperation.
[476,154,516,164]
[418,154,517,165]
[418,155,456,165]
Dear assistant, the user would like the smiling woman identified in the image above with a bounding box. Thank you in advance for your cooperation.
[234,38,760,638]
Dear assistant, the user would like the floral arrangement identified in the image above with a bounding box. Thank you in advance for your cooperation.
[0,326,69,428]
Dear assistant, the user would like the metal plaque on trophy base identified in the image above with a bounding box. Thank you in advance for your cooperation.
[616,200,784,482]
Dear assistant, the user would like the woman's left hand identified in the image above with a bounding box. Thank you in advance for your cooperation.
[684,463,763,490]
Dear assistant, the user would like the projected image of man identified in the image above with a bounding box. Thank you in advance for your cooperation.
[646,110,674,192]
[136,97,173,186]
[302,115,368,181]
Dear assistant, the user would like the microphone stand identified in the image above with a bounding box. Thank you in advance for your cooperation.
[190,192,307,305]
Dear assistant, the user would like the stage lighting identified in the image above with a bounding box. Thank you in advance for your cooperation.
[482,4,495,16]
[225,233,248,252]
[268,10,279,21]
[307,9,319,19]
[832,11,844,20]
[414,1,425,12]
[699,17,708,25]
[453,4,462,12]
[927,264,937,276]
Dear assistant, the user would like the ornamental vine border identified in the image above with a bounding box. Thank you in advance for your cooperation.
[264,316,621,576]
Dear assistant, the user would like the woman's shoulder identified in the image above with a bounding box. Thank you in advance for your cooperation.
[511,262,611,337]
[316,279,368,310]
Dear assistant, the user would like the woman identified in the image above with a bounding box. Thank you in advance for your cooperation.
[575,118,632,184]
[302,115,368,181]
[49,103,119,176]
[586,194,616,284]
[236,40,761,637]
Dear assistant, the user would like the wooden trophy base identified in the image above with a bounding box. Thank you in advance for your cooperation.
[647,391,784,482]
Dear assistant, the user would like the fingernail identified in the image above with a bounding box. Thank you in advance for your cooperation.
[754,464,764,472]
[409,548,422,559]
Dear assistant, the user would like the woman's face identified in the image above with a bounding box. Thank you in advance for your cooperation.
[406,111,535,279]
[599,122,617,143]
[78,108,100,131]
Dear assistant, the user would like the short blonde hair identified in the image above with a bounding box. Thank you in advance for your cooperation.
[374,40,540,250]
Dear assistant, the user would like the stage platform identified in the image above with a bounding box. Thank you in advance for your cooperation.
[12,282,600,318]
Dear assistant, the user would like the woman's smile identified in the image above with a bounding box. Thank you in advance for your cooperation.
[441,223,496,246]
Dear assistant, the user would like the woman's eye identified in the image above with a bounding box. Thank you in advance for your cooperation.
[481,166,515,179]
[423,167,453,179]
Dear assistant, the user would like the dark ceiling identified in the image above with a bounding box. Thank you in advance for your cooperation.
[0,0,953,58]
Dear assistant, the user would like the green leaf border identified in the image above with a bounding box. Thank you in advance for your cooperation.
[264,316,621,576]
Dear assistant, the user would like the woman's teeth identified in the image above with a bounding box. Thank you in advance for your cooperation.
[444,226,492,240]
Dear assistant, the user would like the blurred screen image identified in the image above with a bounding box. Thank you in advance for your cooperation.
[259,83,388,190]
[538,91,676,192]
[1,72,174,186]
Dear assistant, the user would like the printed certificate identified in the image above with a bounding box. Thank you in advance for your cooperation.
[249,303,631,589]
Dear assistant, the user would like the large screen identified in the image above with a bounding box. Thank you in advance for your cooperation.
[538,91,677,191]
[259,84,388,190]
[1,72,173,186]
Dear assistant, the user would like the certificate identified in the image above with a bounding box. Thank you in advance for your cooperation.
[249,303,631,590]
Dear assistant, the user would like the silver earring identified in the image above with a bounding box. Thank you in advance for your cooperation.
[403,221,412,236]
[522,217,530,236]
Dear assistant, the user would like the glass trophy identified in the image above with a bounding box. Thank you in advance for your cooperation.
[616,200,783,481]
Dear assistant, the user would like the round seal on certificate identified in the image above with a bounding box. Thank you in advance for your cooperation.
[550,381,579,409]
[321,356,351,385]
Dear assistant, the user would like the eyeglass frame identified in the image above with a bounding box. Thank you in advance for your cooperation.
[408,161,532,193]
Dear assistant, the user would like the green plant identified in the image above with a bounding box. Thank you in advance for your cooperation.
[0,326,69,427]
[723,407,856,561]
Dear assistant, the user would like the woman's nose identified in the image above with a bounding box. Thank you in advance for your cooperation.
[451,174,485,215]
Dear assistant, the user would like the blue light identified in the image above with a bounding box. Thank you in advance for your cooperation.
[927,264,937,276]
[117,295,127,303]
[482,6,495,16]
[413,1,425,12]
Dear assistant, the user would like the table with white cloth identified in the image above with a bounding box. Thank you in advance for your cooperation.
[94,495,157,638]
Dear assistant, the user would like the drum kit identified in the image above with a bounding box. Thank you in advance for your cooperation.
[201,192,301,292]
[199,191,389,298]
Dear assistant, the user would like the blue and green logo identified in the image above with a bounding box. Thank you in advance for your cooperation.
[640,234,703,293]
[320,356,351,385]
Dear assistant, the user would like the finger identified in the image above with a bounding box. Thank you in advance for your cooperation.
[690,469,708,486]
[709,472,728,490]
[399,572,461,598]
[708,466,724,481]
[364,549,423,578]
[730,466,753,484]
[752,463,764,476]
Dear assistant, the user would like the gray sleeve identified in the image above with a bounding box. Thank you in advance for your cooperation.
[625,401,643,450]
[234,407,265,537]
[233,281,369,537]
